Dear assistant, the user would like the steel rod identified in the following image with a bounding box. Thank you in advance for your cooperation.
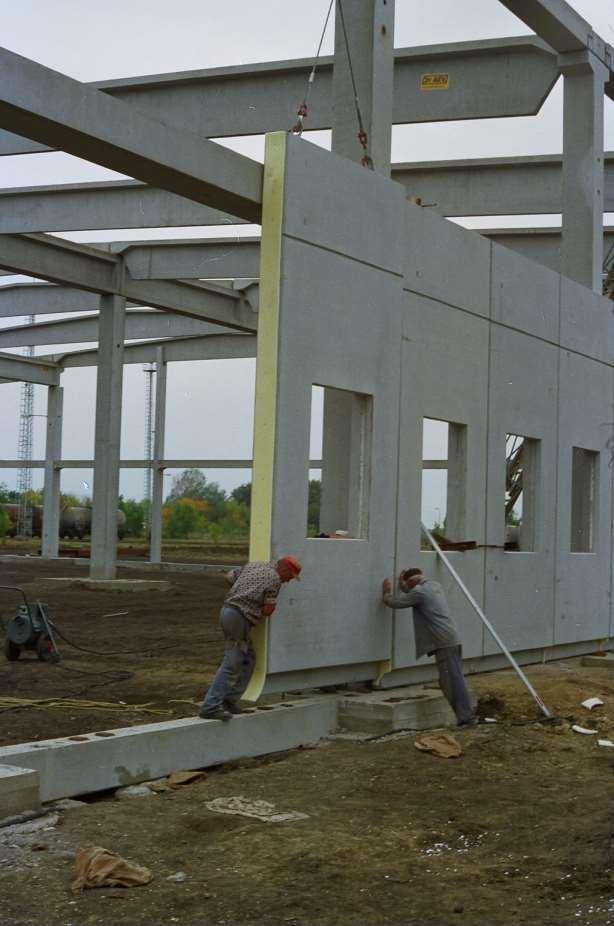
[421,522,552,719]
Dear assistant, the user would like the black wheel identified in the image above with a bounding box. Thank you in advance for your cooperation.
[36,634,56,662]
[4,637,20,661]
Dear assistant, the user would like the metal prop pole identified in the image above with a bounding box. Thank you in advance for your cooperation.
[421,523,552,719]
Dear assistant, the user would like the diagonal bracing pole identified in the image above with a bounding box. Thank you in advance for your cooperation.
[421,523,552,719]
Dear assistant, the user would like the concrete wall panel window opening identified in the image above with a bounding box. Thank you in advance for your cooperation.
[421,417,467,540]
[309,384,373,541]
[570,447,599,553]
[505,434,540,553]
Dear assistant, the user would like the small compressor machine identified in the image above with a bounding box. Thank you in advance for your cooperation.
[1,585,61,663]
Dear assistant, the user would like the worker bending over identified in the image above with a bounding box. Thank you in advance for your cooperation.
[382,567,475,726]
[199,556,302,722]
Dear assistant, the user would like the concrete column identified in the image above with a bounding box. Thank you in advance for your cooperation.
[320,2,395,542]
[90,293,126,579]
[331,0,395,176]
[149,347,167,564]
[446,423,467,541]
[559,50,609,292]
[41,384,63,558]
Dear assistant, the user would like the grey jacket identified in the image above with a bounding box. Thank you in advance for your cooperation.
[384,578,460,659]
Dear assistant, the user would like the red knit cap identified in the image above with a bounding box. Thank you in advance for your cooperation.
[278,555,302,578]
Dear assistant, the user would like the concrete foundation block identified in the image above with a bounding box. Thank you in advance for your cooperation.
[581,653,614,668]
[337,686,476,735]
[40,577,171,592]
[0,764,41,819]
[0,698,338,802]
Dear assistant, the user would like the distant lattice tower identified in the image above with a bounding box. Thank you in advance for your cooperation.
[143,363,156,528]
[16,315,35,537]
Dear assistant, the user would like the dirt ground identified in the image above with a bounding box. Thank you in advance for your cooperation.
[0,557,234,745]
[2,558,614,925]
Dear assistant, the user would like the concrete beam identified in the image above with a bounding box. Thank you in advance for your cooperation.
[0,238,260,285]
[46,333,256,366]
[497,0,598,54]
[0,282,102,317]
[6,148,614,234]
[0,45,263,222]
[0,37,558,158]
[0,235,257,331]
[480,225,614,274]
[0,350,60,385]
[497,0,614,102]
[0,311,236,348]
[0,180,248,234]
[394,152,614,216]
[121,237,261,281]
[0,699,337,802]
[0,459,317,469]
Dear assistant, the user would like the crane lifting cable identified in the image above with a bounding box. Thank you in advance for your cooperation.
[336,0,374,169]
[290,0,334,135]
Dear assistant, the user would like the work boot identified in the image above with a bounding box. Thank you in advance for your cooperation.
[198,707,232,722]
[223,701,244,715]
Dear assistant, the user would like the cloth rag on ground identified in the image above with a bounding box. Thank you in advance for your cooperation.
[414,733,462,758]
[71,846,153,892]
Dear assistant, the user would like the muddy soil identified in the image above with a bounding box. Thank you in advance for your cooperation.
[0,558,231,745]
[2,560,614,924]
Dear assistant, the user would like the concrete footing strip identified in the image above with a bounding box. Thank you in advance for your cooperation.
[0,699,338,803]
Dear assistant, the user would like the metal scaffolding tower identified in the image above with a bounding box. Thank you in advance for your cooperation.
[16,314,35,537]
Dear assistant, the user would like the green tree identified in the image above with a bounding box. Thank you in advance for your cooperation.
[0,483,19,503]
[162,498,208,539]
[0,508,10,538]
[118,497,147,537]
[167,469,226,521]
[307,479,321,536]
[218,499,250,540]
[230,482,251,507]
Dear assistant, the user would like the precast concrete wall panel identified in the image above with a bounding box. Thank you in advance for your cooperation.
[491,244,560,341]
[484,326,558,654]
[555,351,613,645]
[560,278,614,365]
[403,205,491,317]
[250,132,614,696]
[394,294,488,667]
[251,134,405,691]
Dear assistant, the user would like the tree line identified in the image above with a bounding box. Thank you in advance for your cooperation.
[0,471,323,541]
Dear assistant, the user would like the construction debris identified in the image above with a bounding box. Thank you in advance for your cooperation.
[0,696,171,715]
[571,725,598,735]
[205,796,309,824]
[72,846,153,892]
[581,697,604,711]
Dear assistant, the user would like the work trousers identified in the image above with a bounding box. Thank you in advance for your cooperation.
[434,644,474,725]
[201,605,256,711]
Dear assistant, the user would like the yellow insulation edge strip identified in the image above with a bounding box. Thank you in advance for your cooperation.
[243,132,288,703]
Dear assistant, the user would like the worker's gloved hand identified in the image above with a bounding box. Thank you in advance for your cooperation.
[261,601,276,618]
[382,578,392,597]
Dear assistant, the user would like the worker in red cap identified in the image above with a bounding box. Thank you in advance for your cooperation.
[199,556,302,721]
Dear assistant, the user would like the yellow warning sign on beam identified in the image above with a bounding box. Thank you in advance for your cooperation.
[421,73,450,91]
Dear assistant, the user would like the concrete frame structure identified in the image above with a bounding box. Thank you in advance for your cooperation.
[1,0,613,698]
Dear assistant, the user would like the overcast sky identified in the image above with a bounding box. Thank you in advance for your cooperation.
[0,1,613,526]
